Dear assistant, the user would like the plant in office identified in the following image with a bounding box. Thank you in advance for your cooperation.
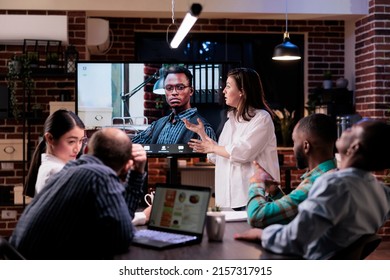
[154,96,165,109]
[6,54,35,119]
[27,51,39,68]
[273,108,295,147]
[323,70,333,89]
[46,52,60,68]
[209,205,221,212]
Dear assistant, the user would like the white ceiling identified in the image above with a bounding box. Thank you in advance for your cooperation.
[1,0,368,21]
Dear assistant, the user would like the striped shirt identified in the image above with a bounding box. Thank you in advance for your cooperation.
[10,155,145,260]
[247,159,337,228]
[132,107,216,144]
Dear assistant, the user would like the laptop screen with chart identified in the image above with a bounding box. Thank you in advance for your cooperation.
[132,183,211,249]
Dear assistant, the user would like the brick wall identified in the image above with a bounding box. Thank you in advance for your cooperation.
[354,0,390,241]
[354,0,390,121]
[0,206,24,238]
[0,6,389,240]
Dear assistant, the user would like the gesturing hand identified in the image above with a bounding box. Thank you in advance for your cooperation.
[250,161,281,196]
[183,118,207,140]
[188,136,216,154]
[131,144,147,173]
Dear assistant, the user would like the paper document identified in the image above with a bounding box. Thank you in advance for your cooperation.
[221,211,248,222]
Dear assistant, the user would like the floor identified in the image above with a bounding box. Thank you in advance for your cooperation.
[366,241,390,260]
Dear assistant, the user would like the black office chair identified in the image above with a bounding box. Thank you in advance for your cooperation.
[0,236,25,260]
[329,234,382,260]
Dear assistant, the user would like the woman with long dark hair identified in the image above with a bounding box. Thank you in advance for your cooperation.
[24,109,85,197]
[184,68,280,210]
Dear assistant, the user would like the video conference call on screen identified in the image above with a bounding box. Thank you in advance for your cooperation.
[75,61,238,157]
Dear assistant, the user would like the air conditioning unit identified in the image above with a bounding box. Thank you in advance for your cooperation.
[0,15,68,45]
[87,18,111,55]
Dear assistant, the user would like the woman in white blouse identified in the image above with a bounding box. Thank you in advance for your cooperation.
[184,68,280,210]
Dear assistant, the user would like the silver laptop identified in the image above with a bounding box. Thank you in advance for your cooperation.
[132,183,211,249]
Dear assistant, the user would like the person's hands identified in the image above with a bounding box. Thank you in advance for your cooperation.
[131,144,147,173]
[184,117,218,153]
[234,228,263,241]
[250,161,280,196]
[250,161,278,184]
[143,205,152,223]
[183,118,207,140]
[188,136,216,154]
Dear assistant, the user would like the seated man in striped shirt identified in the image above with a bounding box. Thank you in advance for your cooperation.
[132,65,217,144]
[10,128,147,259]
[247,113,337,228]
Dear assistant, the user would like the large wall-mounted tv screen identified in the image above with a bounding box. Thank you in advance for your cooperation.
[76,61,238,156]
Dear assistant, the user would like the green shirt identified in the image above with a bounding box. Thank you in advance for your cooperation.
[247,159,337,228]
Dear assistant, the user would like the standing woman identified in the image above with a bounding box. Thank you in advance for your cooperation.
[24,109,86,197]
[184,68,280,210]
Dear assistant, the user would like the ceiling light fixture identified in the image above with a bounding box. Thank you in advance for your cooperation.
[169,2,202,49]
[272,0,301,61]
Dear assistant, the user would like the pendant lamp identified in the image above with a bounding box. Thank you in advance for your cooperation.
[272,0,301,61]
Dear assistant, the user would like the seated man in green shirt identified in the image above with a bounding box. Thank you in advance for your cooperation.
[247,113,337,228]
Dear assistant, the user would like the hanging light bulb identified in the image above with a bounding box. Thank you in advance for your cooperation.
[272,0,301,61]
[170,3,202,49]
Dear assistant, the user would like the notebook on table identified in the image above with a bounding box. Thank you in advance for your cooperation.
[221,211,248,222]
[132,183,211,249]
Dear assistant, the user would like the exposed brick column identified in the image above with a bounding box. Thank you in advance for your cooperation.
[355,0,390,120]
[355,0,390,241]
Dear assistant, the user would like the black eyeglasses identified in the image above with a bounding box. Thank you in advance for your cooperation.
[164,84,191,92]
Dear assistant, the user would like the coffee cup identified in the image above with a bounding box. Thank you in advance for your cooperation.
[206,212,225,241]
[144,191,155,206]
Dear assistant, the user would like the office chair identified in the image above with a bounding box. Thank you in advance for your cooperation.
[0,236,25,260]
[329,234,382,260]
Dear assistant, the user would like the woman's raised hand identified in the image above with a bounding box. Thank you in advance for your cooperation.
[183,118,207,140]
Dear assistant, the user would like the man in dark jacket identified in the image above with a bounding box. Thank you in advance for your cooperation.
[132,65,216,144]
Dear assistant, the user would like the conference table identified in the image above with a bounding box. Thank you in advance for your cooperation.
[115,221,298,260]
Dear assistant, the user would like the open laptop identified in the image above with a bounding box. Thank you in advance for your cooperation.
[132,183,211,249]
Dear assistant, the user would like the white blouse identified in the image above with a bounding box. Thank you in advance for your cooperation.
[209,109,280,208]
[35,153,65,194]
